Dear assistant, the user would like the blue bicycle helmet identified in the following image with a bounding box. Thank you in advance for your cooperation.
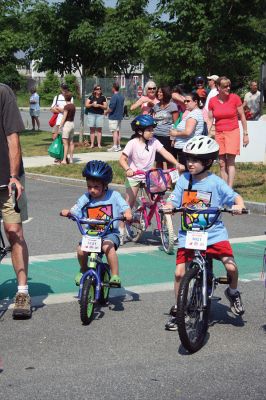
[131,115,157,132]
[82,160,113,184]
[195,76,205,84]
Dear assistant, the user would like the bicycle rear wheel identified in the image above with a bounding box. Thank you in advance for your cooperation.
[160,213,174,254]
[176,264,210,353]
[125,208,145,242]
[80,277,95,325]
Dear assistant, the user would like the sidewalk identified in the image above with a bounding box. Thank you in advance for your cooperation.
[23,151,121,168]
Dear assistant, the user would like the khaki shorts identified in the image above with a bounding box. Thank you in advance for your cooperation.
[109,120,121,133]
[0,175,28,223]
[125,177,145,189]
[62,121,74,140]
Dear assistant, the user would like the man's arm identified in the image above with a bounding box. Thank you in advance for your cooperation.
[7,133,24,198]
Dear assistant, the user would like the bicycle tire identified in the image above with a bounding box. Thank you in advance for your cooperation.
[160,213,175,254]
[125,208,145,242]
[99,264,110,305]
[80,277,95,325]
[176,264,210,353]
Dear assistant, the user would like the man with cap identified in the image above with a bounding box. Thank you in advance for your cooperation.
[204,75,219,137]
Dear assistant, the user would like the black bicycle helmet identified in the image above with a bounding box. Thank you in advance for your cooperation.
[195,76,205,84]
[183,136,219,160]
[131,115,157,132]
[82,160,113,184]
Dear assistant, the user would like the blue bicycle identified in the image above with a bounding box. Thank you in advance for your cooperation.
[61,213,125,325]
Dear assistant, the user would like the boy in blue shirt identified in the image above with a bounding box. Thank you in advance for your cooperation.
[61,160,132,287]
[165,136,246,331]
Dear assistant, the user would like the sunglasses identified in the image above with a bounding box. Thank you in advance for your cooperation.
[184,99,192,103]
[221,85,230,88]
[148,87,156,90]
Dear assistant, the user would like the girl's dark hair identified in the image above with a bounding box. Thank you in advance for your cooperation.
[172,85,183,95]
[64,91,73,102]
[186,92,203,109]
[156,86,172,103]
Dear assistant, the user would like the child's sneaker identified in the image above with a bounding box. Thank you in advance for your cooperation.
[12,293,32,319]
[224,287,245,316]
[165,315,178,331]
[109,274,121,288]
[75,272,83,286]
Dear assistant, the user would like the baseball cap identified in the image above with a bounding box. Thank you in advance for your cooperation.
[60,83,69,90]
[207,75,219,81]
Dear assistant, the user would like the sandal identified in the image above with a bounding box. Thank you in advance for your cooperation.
[109,274,121,288]
[74,272,83,286]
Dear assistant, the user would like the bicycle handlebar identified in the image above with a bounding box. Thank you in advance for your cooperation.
[159,206,249,230]
[60,212,126,236]
[133,167,177,177]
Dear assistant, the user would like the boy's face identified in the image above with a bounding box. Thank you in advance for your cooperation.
[186,156,205,175]
[86,178,105,198]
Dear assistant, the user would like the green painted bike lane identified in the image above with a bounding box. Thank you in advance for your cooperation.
[0,241,265,301]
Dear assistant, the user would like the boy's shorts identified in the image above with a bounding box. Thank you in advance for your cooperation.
[176,240,233,264]
[102,233,120,250]
[109,120,121,133]
[215,128,240,155]
[0,175,28,223]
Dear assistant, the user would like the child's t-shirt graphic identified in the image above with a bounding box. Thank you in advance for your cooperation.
[86,205,113,231]
[181,190,212,230]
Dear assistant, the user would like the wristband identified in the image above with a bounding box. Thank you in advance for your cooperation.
[10,175,20,180]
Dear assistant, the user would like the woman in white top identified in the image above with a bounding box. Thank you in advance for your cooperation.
[170,92,204,167]
[130,80,159,115]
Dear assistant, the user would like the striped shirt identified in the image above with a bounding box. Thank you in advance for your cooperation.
[174,108,204,149]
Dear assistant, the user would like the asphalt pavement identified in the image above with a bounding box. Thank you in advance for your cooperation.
[1,165,266,399]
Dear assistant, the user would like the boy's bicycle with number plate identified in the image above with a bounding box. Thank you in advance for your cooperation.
[161,206,249,353]
[60,213,125,325]
[126,168,179,254]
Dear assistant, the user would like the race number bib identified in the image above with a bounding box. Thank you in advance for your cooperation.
[169,169,179,183]
[185,231,208,250]
[81,235,102,253]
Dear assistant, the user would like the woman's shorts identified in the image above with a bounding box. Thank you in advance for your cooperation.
[215,128,240,156]
[87,113,104,129]
[62,121,75,140]
[0,175,28,223]
[154,135,176,162]
[109,120,121,133]
[30,109,40,117]
[176,240,234,264]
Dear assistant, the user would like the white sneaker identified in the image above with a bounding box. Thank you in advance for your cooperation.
[107,146,116,152]
[115,145,122,152]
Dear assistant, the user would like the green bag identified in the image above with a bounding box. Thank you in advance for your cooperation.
[48,134,64,160]
[173,112,183,128]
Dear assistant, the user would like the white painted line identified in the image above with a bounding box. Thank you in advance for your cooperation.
[0,277,261,310]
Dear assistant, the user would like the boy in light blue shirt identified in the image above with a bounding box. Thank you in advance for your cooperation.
[165,136,246,331]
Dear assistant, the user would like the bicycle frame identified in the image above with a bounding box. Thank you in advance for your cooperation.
[137,187,164,231]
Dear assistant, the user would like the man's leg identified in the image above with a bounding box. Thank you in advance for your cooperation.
[4,222,31,318]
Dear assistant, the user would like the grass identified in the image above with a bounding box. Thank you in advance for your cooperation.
[20,130,129,157]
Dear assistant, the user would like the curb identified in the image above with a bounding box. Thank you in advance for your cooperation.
[26,173,266,215]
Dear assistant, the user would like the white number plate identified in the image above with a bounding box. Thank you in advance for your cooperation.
[169,170,179,183]
[185,231,208,250]
[81,235,102,253]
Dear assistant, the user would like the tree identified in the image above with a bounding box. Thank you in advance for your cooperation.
[99,0,151,98]
[0,0,33,90]
[143,0,266,87]
[25,0,107,140]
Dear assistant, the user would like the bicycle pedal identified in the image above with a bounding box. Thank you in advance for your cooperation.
[153,229,161,237]
[216,277,229,284]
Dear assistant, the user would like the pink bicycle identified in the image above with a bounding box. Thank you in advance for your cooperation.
[125,168,179,254]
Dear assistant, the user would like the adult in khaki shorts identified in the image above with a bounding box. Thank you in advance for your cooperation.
[0,83,31,319]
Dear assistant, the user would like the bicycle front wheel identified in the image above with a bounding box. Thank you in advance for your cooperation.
[160,213,174,254]
[176,265,210,353]
[80,277,95,325]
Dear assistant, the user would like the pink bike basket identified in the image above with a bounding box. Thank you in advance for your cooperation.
[146,168,168,195]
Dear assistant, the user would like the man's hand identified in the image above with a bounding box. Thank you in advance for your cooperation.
[9,178,23,200]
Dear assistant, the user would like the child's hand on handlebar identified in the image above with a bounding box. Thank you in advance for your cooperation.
[176,163,185,173]
[161,203,173,214]
[126,168,134,177]
[123,209,133,222]
[60,209,70,217]
[231,205,244,215]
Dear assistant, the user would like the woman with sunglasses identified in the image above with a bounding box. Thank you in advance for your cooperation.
[208,76,249,187]
[170,93,204,166]
[85,85,107,148]
[130,80,159,115]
